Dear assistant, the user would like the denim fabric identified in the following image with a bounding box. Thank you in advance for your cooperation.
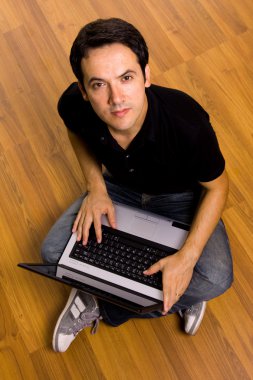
[41,176,233,326]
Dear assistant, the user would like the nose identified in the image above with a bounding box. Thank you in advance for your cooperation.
[108,84,124,106]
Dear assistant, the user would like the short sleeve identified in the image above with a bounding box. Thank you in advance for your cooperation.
[57,82,88,135]
[195,120,225,182]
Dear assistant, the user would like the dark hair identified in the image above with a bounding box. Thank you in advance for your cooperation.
[70,18,149,86]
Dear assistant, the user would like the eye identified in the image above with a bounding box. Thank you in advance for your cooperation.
[122,75,133,82]
[92,82,106,89]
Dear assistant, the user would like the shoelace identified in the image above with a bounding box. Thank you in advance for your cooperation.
[72,314,102,336]
[185,306,194,314]
[185,303,202,316]
[91,316,102,334]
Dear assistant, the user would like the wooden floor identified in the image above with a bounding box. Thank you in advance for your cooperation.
[1,0,253,379]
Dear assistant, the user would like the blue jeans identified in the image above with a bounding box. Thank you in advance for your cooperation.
[41,176,233,326]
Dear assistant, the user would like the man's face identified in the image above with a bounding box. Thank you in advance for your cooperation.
[80,43,150,136]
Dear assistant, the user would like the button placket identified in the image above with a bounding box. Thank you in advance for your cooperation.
[125,153,135,174]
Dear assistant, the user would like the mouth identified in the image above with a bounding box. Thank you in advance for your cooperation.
[111,108,130,118]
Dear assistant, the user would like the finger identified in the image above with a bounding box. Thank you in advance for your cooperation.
[162,291,171,315]
[93,213,103,243]
[77,215,86,242]
[143,261,161,275]
[162,275,177,314]
[162,287,176,315]
[72,210,83,234]
[81,215,93,245]
[107,206,116,229]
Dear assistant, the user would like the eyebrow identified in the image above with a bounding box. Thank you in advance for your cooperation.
[87,70,137,86]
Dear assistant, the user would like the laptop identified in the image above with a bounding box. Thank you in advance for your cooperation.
[18,202,189,314]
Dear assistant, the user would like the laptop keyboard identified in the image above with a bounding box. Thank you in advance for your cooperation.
[69,226,177,290]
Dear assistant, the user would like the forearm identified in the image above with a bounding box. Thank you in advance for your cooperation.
[145,170,229,313]
[68,130,116,242]
[181,170,229,265]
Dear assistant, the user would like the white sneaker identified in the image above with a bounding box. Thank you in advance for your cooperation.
[178,301,207,335]
[52,289,101,352]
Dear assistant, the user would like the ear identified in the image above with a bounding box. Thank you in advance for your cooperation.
[78,81,89,101]
[144,65,151,88]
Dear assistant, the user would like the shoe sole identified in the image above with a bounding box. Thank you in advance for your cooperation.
[187,301,207,335]
[52,288,78,352]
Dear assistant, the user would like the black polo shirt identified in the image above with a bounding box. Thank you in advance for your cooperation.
[58,83,225,194]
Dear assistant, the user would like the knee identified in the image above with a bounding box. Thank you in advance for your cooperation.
[40,238,62,264]
[193,253,233,301]
[205,251,233,291]
[196,255,233,296]
[206,271,233,301]
[200,221,233,289]
[210,259,233,296]
[188,265,233,305]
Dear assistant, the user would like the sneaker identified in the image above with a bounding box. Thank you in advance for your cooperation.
[178,301,207,335]
[52,289,101,352]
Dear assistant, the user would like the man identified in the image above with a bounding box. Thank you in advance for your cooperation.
[41,18,233,352]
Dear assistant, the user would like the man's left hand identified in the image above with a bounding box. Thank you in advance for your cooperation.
[143,251,195,314]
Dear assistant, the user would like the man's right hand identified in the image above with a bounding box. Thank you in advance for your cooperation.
[72,191,116,245]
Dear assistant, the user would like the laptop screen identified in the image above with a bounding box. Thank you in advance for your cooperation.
[18,263,163,314]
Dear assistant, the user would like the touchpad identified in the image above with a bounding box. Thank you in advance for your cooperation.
[129,214,158,240]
